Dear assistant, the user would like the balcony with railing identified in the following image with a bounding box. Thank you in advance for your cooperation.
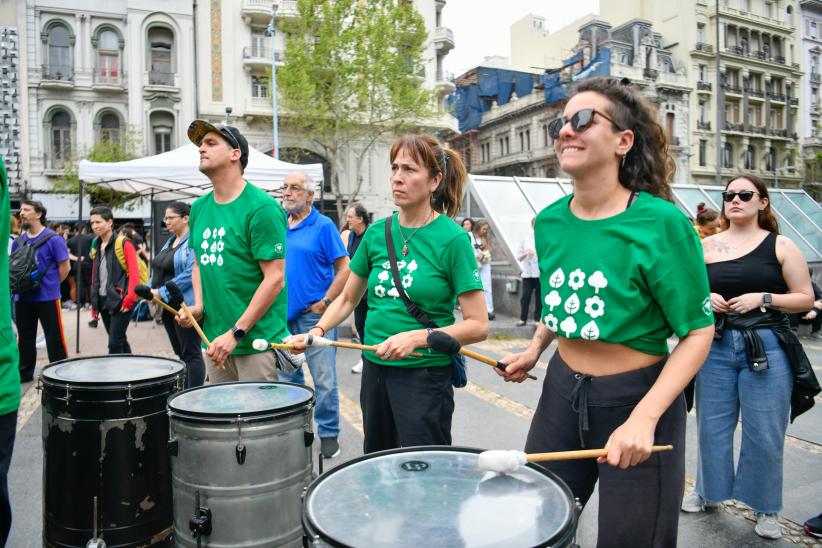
[242,0,273,23]
[694,42,714,54]
[433,27,455,53]
[709,5,791,31]
[93,69,126,90]
[148,69,175,87]
[749,125,768,135]
[643,67,659,80]
[697,120,711,131]
[697,81,712,92]
[243,46,282,69]
[812,72,822,83]
[789,97,799,106]
[747,88,766,100]
[246,96,273,115]
[722,84,743,95]
[767,92,787,102]
[725,121,745,132]
[40,64,74,88]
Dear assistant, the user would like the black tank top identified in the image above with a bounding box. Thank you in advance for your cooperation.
[706,232,788,301]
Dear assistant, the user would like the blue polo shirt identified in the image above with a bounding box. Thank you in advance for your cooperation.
[286,207,347,320]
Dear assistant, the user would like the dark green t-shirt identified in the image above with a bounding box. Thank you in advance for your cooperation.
[349,213,484,367]
[0,157,20,414]
[536,191,713,355]
[189,181,289,354]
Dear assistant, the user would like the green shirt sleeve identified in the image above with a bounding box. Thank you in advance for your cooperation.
[349,225,372,278]
[645,232,714,337]
[249,200,286,261]
[444,232,483,296]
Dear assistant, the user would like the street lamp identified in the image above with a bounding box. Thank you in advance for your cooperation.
[267,1,280,159]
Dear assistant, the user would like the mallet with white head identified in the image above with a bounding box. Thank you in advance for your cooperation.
[477,445,674,474]
[164,281,211,347]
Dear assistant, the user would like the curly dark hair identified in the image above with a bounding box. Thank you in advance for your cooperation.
[573,78,674,201]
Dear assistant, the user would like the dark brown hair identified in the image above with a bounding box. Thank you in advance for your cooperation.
[573,78,674,201]
[696,202,719,226]
[720,174,779,233]
[389,134,467,218]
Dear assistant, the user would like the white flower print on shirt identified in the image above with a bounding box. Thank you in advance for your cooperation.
[568,268,586,290]
[544,314,558,332]
[584,296,605,319]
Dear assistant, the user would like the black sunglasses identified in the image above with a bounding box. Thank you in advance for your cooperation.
[548,108,624,139]
[722,190,760,202]
[215,123,241,151]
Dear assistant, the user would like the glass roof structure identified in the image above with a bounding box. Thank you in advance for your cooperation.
[464,176,822,270]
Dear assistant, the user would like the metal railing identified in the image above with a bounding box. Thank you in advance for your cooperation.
[243,46,272,59]
[747,88,765,98]
[148,70,174,86]
[697,81,712,91]
[724,122,744,132]
[41,64,74,82]
[93,70,125,86]
[697,121,711,131]
[694,42,713,53]
[812,72,822,83]
[722,84,742,94]
[767,92,786,102]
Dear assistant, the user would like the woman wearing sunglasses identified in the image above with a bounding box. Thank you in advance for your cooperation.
[682,175,814,539]
[499,78,715,547]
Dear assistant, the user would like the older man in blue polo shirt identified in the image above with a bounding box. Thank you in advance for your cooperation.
[280,171,350,458]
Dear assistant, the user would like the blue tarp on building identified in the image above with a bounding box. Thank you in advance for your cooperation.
[572,48,611,81]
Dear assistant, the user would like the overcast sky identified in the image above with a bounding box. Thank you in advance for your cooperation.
[441,0,600,76]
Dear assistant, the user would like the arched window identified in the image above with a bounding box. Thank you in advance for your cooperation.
[147,26,174,86]
[723,142,734,169]
[96,29,121,84]
[99,112,121,143]
[46,23,72,80]
[150,111,174,154]
[49,109,72,169]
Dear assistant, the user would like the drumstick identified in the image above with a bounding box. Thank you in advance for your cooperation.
[252,339,296,351]
[478,445,674,474]
[427,330,538,381]
[135,284,211,347]
[165,282,211,348]
[305,334,423,357]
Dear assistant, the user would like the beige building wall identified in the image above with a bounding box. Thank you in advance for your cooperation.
[510,13,596,72]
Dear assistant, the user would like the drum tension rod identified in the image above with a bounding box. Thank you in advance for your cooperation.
[235,417,246,465]
[189,489,212,546]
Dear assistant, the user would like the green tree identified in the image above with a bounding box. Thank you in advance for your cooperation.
[55,127,141,208]
[277,0,435,219]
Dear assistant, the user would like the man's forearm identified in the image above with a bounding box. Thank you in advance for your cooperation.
[324,263,350,301]
[192,262,203,308]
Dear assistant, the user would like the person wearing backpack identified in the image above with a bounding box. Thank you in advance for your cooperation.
[89,206,140,354]
[10,200,70,382]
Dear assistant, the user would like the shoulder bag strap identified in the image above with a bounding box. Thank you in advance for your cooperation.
[385,214,437,330]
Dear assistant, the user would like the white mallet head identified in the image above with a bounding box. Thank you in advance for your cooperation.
[477,450,528,474]
[305,334,333,347]
[252,339,270,352]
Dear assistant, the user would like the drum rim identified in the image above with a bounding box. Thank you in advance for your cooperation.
[40,354,185,386]
[302,445,577,548]
[167,381,315,422]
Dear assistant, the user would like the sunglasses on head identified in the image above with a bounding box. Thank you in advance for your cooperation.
[215,123,241,151]
[547,108,624,139]
[722,190,759,202]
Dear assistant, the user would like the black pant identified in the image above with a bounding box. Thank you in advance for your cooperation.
[0,411,17,547]
[520,277,542,322]
[525,352,685,548]
[790,312,822,332]
[353,298,368,343]
[15,300,67,380]
[360,357,454,453]
[161,310,205,388]
[99,309,132,354]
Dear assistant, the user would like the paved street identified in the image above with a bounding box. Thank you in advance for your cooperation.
[7,310,822,547]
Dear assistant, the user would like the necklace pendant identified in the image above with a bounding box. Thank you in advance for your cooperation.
[402,245,408,256]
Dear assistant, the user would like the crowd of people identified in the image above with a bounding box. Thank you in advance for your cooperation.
[1,75,822,546]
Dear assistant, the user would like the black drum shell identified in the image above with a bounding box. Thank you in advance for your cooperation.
[41,355,184,548]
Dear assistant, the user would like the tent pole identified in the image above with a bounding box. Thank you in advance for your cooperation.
[75,179,83,354]
[150,189,155,260]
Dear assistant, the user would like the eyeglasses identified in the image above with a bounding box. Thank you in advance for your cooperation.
[163,216,182,222]
[548,108,624,139]
[722,190,760,202]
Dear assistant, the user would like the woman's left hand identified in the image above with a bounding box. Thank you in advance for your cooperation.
[597,415,657,469]
[727,292,764,314]
[375,331,424,361]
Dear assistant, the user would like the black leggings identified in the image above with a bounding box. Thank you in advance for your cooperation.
[99,309,132,354]
[15,300,67,379]
[520,277,542,322]
[525,352,686,548]
[161,310,205,388]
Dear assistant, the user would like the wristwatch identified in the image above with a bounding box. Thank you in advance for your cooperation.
[322,298,332,306]
[760,293,772,313]
[231,325,247,341]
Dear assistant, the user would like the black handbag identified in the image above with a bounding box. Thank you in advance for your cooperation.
[385,215,467,388]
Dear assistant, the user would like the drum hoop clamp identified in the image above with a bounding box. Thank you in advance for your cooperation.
[235,416,246,465]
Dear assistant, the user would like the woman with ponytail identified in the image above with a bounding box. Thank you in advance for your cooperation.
[694,202,720,239]
[683,175,814,540]
[290,134,488,452]
[499,77,715,547]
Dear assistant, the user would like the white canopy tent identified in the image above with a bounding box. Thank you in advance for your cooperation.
[78,143,324,200]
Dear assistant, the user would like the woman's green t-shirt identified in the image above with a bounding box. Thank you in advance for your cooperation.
[535,191,713,355]
[349,213,484,368]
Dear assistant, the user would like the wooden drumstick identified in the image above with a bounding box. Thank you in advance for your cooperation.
[164,282,211,347]
[478,445,674,474]
[427,330,538,381]
[135,284,211,347]
[305,334,423,357]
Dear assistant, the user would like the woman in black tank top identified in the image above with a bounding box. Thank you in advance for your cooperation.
[684,175,814,540]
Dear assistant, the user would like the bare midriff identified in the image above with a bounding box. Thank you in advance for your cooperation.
[557,337,663,376]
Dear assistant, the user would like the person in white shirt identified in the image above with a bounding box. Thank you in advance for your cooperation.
[516,217,541,326]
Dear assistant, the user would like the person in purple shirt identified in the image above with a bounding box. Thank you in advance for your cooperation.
[11,200,70,382]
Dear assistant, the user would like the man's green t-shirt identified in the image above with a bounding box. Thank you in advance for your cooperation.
[349,213,484,368]
[536,191,713,356]
[0,157,20,414]
[189,181,289,354]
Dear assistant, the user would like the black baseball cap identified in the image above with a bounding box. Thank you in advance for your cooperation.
[188,119,249,170]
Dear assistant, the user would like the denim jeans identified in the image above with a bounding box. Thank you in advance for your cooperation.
[280,311,340,439]
[694,328,792,513]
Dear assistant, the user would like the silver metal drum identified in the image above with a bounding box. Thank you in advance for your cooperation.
[302,447,577,548]
[168,382,315,547]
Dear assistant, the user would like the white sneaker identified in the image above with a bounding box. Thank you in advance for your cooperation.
[351,359,363,373]
[681,489,718,513]
[754,513,782,540]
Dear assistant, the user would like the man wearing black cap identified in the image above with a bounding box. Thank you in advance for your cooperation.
[178,120,290,382]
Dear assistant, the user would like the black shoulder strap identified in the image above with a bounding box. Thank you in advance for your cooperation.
[347,229,355,252]
[29,232,55,250]
[385,215,437,329]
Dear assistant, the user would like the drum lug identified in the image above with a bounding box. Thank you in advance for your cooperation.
[65,384,71,403]
[235,418,246,465]
[85,496,106,548]
[189,490,212,540]
[35,378,43,392]
[168,438,178,457]
[126,384,133,408]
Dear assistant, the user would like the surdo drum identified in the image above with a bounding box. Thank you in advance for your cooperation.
[302,447,577,548]
[41,355,185,548]
[167,382,315,547]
